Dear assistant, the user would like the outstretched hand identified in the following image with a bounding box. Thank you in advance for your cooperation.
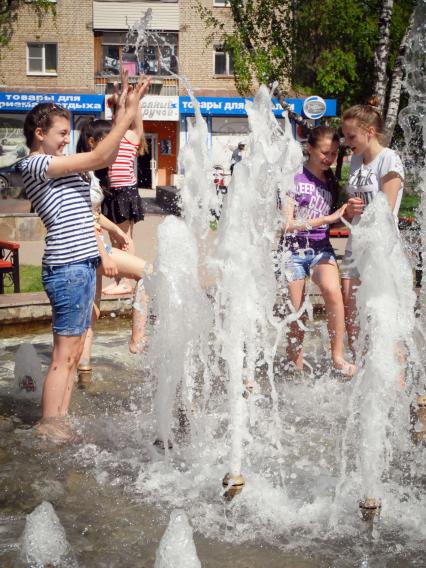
[327,203,347,224]
[125,74,152,116]
[108,68,130,122]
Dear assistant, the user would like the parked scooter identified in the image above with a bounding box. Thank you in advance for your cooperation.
[210,165,229,228]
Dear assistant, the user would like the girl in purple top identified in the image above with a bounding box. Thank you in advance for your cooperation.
[282,126,355,377]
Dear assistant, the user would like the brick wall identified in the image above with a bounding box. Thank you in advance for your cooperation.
[0,0,94,93]
[179,0,240,97]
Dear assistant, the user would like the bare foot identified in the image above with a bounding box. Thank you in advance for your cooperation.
[129,338,146,354]
[34,418,75,444]
[102,280,133,295]
[333,357,357,378]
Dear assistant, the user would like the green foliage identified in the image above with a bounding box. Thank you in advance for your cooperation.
[196,0,414,107]
[3,265,43,293]
[292,0,415,107]
[195,0,292,95]
[399,193,420,218]
[0,0,55,51]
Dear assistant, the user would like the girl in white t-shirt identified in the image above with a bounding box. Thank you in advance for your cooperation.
[341,96,405,356]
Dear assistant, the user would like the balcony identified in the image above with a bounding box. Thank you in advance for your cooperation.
[94,31,179,95]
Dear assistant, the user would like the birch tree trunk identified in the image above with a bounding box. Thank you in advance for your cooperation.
[373,0,394,110]
[384,13,414,145]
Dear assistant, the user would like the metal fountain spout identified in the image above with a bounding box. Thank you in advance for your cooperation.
[222,472,245,502]
[359,497,382,522]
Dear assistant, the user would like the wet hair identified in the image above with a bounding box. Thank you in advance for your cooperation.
[307,125,340,148]
[23,102,71,148]
[76,118,112,190]
[307,125,341,207]
[342,95,386,143]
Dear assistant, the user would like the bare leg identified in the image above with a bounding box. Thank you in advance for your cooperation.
[102,248,151,354]
[102,220,134,294]
[60,334,86,414]
[41,334,85,418]
[286,278,306,370]
[79,274,102,367]
[312,261,356,376]
[129,281,148,354]
[342,277,361,360]
[35,333,87,442]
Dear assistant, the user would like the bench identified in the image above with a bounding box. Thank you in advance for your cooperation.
[0,240,20,293]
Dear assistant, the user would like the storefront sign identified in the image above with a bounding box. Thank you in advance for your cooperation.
[302,96,327,120]
[179,96,336,117]
[0,92,105,113]
[141,96,179,121]
[104,95,179,121]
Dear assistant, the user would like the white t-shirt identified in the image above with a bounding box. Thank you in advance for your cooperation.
[89,171,103,213]
[346,147,404,252]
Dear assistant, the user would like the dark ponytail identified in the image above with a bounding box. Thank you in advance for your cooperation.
[76,119,113,190]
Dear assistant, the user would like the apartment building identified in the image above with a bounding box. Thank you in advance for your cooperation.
[0,0,105,174]
[0,0,336,191]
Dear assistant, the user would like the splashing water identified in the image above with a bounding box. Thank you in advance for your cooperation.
[145,216,212,447]
[334,194,416,516]
[2,7,425,567]
[126,3,426,556]
[14,343,43,398]
[154,510,201,568]
[210,86,302,477]
[17,501,78,568]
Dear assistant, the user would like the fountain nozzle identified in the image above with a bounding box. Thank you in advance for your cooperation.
[222,473,245,501]
[77,365,92,388]
[359,497,382,522]
[410,394,426,444]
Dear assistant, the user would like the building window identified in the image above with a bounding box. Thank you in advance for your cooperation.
[100,32,178,77]
[213,0,229,5]
[27,43,57,75]
[214,48,234,75]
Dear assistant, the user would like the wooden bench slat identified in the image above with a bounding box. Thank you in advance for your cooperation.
[0,240,20,250]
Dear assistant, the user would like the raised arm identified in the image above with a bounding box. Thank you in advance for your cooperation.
[46,74,151,179]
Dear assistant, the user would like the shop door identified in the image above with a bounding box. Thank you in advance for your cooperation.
[137,134,157,189]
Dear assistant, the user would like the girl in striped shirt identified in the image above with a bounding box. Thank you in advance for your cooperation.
[20,73,150,443]
[101,93,146,296]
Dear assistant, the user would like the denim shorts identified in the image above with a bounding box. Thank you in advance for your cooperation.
[284,248,336,282]
[42,257,100,336]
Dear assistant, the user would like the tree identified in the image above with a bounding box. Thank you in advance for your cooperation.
[372,0,394,110]
[0,0,55,51]
[196,0,292,96]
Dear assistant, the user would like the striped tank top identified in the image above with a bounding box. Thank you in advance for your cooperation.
[109,136,139,188]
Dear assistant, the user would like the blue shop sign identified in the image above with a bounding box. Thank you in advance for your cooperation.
[0,92,104,113]
[179,96,336,117]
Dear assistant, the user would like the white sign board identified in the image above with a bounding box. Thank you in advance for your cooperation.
[303,96,327,120]
[104,95,179,121]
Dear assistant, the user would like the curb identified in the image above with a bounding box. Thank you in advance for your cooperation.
[0,292,133,326]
